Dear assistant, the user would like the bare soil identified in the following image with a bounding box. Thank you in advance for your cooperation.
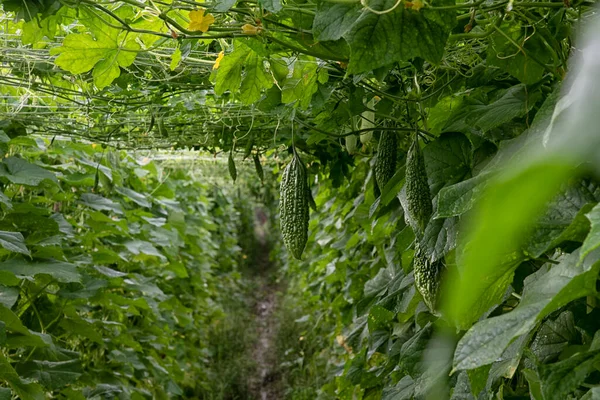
[248,220,282,400]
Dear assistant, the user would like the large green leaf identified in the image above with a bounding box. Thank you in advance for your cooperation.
[452,250,599,371]
[281,57,321,109]
[581,202,600,260]
[115,186,151,208]
[442,85,539,137]
[435,173,490,218]
[344,0,455,74]
[539,348,600,400]
[79,193,123,215]
[0,259,81,283]
[0,286,19,308]
[313,2,362,41]
[0,157,57,186]
[424,132,472,196]
[444,159,572,330]
[530,311,578,364]
[214,42,251,96]
[239,51,273,105]
[49,7,140,89]
[0,353,44,400]
[487,24,553,85]
[0,231,30,256]
[382,376,414,400]
[17,359,81,390]
[0,388,10,400]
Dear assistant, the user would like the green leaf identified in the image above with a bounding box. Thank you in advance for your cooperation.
[539,349,600,400]
[452,250,599,371]
[0,286,19,308]
[581,202,600,260]
[382,375,414,400]
[522,369,543,400]
[450,372,475,400]
[530,311,578,364]
[400,323,432,376]
[22,15,58,45]
[488,24,553,85]
[170,47,182,71]
[115,186,151,208]
[59,318,103,344]
[123,240,166,261]
[281,58,320,109]
[214,0,237,12]
[0,353,44,400]
[50,28,140,89]
[0,231,29,256]
[367,305,394,331]
[0,259,81,283]
[0,388,10,400]
[239,52,273,104]
[313,2,362,41]
[444,160,572,330]
[525,183,597,257]
[424,132,472,196]
[420,216,457,262]
[17,359,81,390]
[259,0,282,13]
[79,193,123,215]
[0,157,57,186]
[214,42,251,96]
[582,387,600,400]
[0,304,29,335]
[435,173,490,218]
[443,85,539,137]
[344,0,455,74]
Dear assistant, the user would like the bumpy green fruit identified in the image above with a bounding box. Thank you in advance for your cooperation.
[280,153,309,260]
[405,135,432,234]
[413,243,443,315]
[374,131,397,191]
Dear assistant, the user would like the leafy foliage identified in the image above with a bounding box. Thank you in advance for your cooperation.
[1,0,600,398]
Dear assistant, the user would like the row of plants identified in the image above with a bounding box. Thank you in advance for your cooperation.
[0,134,264,398]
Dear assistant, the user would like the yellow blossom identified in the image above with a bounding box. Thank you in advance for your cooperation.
[241,24,261,35]
[188,9,215,32]
[404,0,424,11]
[213,51,224,70]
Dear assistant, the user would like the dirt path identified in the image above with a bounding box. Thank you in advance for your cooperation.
[248,218,282,399]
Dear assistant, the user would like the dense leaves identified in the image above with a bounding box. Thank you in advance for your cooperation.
[1,0,600,398]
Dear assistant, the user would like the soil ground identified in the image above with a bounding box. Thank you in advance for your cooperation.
[248,220,282,400]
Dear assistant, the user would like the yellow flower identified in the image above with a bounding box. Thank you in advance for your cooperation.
[188,9,215,32]
[213,51,224,70]
[241,24,261,35]
[404,0,424,11]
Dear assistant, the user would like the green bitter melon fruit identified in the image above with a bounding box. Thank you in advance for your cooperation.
[374,131,397,191]
[405,134,432,234]
[280,151,309,260]
[413,242,443,315]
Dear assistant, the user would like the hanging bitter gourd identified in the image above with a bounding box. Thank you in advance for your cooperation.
[405,134,432,234]
[280,151,309,260]
[413,242,443,315]
[374,131,397,191]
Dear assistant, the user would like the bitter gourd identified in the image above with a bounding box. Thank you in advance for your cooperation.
[280,152,309,260]
[374,131,397,191]
[413,243,443,315]
[405,134,432,234]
